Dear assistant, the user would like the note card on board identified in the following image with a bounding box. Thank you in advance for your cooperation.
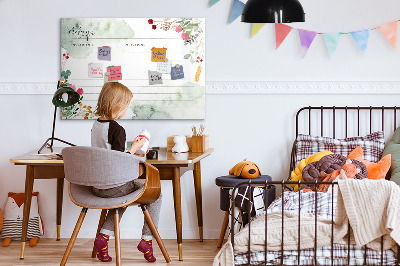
[107,66,122,81]
[157,61,172,74]
[171,65,184,80]
[151,47,167,62]
[88,63,103,78]
[148,70,163,85]
[98,46,111,61]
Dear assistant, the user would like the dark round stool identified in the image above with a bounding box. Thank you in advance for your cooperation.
[215,175,275,248]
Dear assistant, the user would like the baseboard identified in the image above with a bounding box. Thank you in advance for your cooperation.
[1,81,400,94]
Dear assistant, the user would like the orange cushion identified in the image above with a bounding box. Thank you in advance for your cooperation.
[348,146,391,180]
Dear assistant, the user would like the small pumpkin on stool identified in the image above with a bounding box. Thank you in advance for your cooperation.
[229,159,261,179]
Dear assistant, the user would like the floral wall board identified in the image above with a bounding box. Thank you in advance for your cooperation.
[60,18,205,120]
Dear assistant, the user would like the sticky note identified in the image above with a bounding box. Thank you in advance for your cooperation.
[148,70,163,85]
[88,63,103,78]
[171,65,184,80]
[98,46,111,61]
[107,66,122,81]
[157,61,172,74]
[151,47,167,62]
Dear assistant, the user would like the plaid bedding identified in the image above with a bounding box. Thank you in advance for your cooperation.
[234,244,397,265]
[234,191,397,265]
[294,131,385,166]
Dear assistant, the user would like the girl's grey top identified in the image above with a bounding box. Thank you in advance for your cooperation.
[91,119,143,189]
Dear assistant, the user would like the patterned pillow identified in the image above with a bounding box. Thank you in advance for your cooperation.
[294,131,385,166]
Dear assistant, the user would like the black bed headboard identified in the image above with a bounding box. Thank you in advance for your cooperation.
[296,106,399,138]
[289,106,400,180]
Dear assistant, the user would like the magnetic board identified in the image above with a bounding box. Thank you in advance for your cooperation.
[60,18,205,119]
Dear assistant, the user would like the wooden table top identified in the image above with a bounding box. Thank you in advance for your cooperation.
[10,147,214,165]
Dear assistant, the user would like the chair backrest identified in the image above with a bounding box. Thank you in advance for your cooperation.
[62,146,145,187]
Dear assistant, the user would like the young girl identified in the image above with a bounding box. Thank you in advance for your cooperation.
[91,82,162,263]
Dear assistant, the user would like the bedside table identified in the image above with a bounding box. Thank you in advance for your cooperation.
[215,175,275,248]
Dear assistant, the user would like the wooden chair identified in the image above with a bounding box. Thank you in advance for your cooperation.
[60,146,171,265]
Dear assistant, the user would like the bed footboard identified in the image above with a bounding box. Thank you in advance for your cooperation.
[230,180,400,266]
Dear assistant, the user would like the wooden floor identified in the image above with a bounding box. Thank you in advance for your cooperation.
[0,239,221,265]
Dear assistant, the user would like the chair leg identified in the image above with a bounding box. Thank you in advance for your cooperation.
[141,205,171,263]
[217,211,230,248]
[114,209,121,266]
[91,209,108,258]
[60,208,88,266]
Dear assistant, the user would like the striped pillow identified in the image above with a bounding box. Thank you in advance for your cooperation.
[294,131,385,166]
[1,217,41,240]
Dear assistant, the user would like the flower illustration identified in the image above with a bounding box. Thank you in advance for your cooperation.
[77,88,84,95]
[70,84,76,90]
[141,18,204,66]
[181,32,189,41]
[176,26,183,33]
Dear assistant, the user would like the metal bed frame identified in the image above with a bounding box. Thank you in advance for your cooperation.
[230,106,400,266]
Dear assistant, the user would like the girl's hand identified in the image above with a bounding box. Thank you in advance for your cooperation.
[134,148,149,157]
[129,137,147,155]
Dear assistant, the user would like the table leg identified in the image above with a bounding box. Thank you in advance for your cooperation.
[20,165,35,259]
[193,161,203,242]
[56,178,64,241]
[172,167,183,261]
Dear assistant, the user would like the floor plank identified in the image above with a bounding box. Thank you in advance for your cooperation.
[0,239,221,265]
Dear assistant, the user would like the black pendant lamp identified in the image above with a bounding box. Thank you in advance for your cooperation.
[242,0,305,23]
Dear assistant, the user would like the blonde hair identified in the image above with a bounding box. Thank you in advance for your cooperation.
[95,82,133,120]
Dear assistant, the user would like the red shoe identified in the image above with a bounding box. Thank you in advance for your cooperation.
[94,233,112,262]
[137,239,156,262]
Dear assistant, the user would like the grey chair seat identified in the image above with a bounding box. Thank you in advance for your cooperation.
[69,180,145,208]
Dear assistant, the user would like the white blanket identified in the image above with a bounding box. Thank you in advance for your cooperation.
[213,179,400,266]
[335,178,400,251]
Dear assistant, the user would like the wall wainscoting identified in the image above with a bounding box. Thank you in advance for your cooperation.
[0,81,400,95]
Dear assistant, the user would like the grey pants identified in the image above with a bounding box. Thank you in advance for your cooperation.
[92,180,162,240]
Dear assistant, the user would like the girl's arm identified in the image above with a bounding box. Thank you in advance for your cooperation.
[128,137,147,155]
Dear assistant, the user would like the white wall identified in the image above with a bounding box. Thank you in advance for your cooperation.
[1,0,400,240]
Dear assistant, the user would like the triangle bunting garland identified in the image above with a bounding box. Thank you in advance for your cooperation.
[275,23,293,49]
[378,21,398,50]
[323,33,341,58]
[298,29,317,58]
[209,0,220,7]
[251,23,266,38]
[208,0,400,59]
[351,29,370,55]
[229,0,245,24]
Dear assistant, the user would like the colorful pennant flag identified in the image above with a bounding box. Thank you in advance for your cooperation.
[251,23,266,38]
[351,29,370,55]
[298,29,317,58]
[229,0,245,24]
[275,23,293,49]
[323,33,341,58]
[209,0,220,7]
[378,21,398,50]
